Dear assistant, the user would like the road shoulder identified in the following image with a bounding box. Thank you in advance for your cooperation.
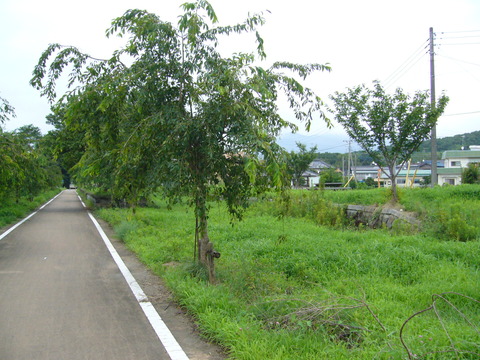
[92,215,225,360]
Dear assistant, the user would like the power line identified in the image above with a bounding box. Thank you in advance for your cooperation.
[441,42,480,46]
[443,110,480,117]
[440,30,480,34]
[383,39,429,89]
[440,35,480,39]
[436,54,480,67]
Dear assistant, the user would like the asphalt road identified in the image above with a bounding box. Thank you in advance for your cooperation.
[0,190,220,360]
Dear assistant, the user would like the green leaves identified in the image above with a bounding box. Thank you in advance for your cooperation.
[0,128,62,202]
[286,142,318,187]
[329,81,449,201]
[0,95,16,124]
[30,0,331,230]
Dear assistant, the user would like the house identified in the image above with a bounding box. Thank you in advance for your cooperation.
[301,170,320,188]
[442,146,480,168]
[395,169,431,187]
[351,164,430,188]
[437,168,462,186]
[438,146,480,185]
[415,160,444,170]
[292,159,333,188]
[350,165,381,182]
[309,159,333,173]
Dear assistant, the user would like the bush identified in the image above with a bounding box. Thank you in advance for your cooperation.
[271,190,349,229]
[462,163,480,184]
[433,203,478,241]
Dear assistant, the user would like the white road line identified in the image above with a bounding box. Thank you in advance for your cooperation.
[83,197,189,360]
[0,191,63,241]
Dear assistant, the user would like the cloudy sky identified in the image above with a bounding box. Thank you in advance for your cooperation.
[1,0,479,152]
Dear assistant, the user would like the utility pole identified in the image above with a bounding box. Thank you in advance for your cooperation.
[345,140,352,178]
[430,27,438,186]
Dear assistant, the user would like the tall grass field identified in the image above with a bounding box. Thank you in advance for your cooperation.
[97,185,480,359]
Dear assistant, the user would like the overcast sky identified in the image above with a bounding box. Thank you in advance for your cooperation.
[1,0,479,151]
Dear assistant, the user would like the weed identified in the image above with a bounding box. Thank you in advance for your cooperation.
[114,220,141,241]
[0,188,62,228]
[183,261,209,282]
[97,188,480,359]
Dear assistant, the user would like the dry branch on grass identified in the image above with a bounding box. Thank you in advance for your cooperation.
[256,291,388,347]
[400,292,480,360]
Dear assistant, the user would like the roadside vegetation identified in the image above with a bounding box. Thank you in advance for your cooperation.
[97,185,480,359]
[22,0,479,357]
[0,120,64,229]
[0,188,62,228]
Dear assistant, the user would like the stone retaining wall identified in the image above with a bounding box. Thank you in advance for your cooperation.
[345,205,420,229]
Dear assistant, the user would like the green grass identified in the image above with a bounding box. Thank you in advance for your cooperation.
[97,186,480,359]
[273,186,480,241]
[0,188,63,228]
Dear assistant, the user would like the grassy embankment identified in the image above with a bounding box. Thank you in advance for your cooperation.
[0,188,63,228]
[97,185,480,359]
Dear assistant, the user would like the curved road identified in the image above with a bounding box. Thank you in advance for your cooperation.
[0,190,219,360]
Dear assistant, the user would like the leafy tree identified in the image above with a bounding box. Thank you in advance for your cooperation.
[0,128,62,202]
[329,81,449,202]
[0,96,61,199]
[320,167,343,186]
[462,163,480,184]
[421,174,431,186]
[44,105,88,188]
[0,132,24,201]
[14,125,42,149]
[30,1,331,282]
[287,142,318,187]
[364,177,376,187]
[0,94,15,124]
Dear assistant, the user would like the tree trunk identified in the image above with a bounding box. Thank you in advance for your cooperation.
[389,165,398,203]
[195,190,219,284]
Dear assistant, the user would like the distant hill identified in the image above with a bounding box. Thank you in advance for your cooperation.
[418,130,480,152]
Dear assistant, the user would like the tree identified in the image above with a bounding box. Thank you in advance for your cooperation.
[364,177,376,187]
[44,105,87,188]
[0,94,15,124]
[30,1,331,282]
[14,125,43,149]
[0,128,62,202]
[329,81,449,202]
[462,163,480,184]
[320,167,343,186]
[287,142,318,187]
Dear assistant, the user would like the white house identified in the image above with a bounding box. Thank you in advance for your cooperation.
[442,147,480,168]
[309,159,333,172]
[301,170,321,188]
[350,165,381,182]
[438,146,480,186]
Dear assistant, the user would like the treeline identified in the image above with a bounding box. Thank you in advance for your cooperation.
[0,125,63,203]
[418,130,480,152]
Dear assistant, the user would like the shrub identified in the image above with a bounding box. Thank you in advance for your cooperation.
[461,163,480,184]
[432,203,478,241]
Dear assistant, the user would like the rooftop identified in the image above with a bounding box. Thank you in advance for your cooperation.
[437,168,463,175]
[442,150,480,159]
